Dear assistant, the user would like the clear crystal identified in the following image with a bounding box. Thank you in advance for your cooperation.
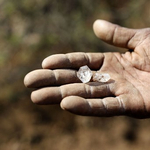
[77,65,93,83]
[93,73,110,82]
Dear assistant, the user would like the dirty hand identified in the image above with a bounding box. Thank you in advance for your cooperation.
[24,20,150,118]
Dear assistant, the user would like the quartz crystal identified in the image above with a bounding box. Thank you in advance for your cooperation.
[77,65,93,83]
[93,72,110,82]
[77,65,111,83]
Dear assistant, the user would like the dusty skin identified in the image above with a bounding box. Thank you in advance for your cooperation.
[24,20,150,118]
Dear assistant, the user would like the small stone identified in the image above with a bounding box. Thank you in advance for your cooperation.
[93,72,110,82]
[77,65,93,83]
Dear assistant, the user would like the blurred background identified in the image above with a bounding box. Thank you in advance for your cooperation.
[1,0,150,149]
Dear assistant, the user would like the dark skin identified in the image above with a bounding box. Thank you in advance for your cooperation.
[24,20,150,118]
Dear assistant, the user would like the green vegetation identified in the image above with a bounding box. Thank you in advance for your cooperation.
[1,0,149,102]
[0,0,150,149]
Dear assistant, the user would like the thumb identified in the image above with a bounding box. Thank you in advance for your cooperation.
[93,19,137,49]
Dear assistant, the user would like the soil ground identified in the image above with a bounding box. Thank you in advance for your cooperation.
[0,96,150,150]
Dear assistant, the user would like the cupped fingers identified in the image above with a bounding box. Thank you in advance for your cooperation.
[60,96,125,117]
[24,69,80,88]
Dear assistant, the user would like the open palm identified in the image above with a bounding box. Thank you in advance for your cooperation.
[24,20,150,118]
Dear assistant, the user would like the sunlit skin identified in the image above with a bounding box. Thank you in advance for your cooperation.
[24,20,150,118]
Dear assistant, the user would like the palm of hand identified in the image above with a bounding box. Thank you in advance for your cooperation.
[24,20,150,118]
[100,51,150,118]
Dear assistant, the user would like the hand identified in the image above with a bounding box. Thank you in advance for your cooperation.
[24,20,150,118]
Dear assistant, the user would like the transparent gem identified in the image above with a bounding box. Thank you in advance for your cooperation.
[93,73,110,82]
[77,65,93,83]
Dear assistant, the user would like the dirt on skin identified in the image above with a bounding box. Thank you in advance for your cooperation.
[0,97,150,150]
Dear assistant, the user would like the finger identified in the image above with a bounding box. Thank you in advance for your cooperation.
[93,19,137,49]
[31,82,114,104]
[42,52,104,70]
[24,69,80,88]
[60,96,125,117]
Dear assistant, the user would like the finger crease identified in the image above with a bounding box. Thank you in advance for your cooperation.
[53,70,59,84]
[101,99,108,111]
[106,84,112,96]
[116,96,125,112]
[65,54,72,67]
[85,53,91,66]
[84,85,92,98]
[112,25,118,45]
[59,86,64,99]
